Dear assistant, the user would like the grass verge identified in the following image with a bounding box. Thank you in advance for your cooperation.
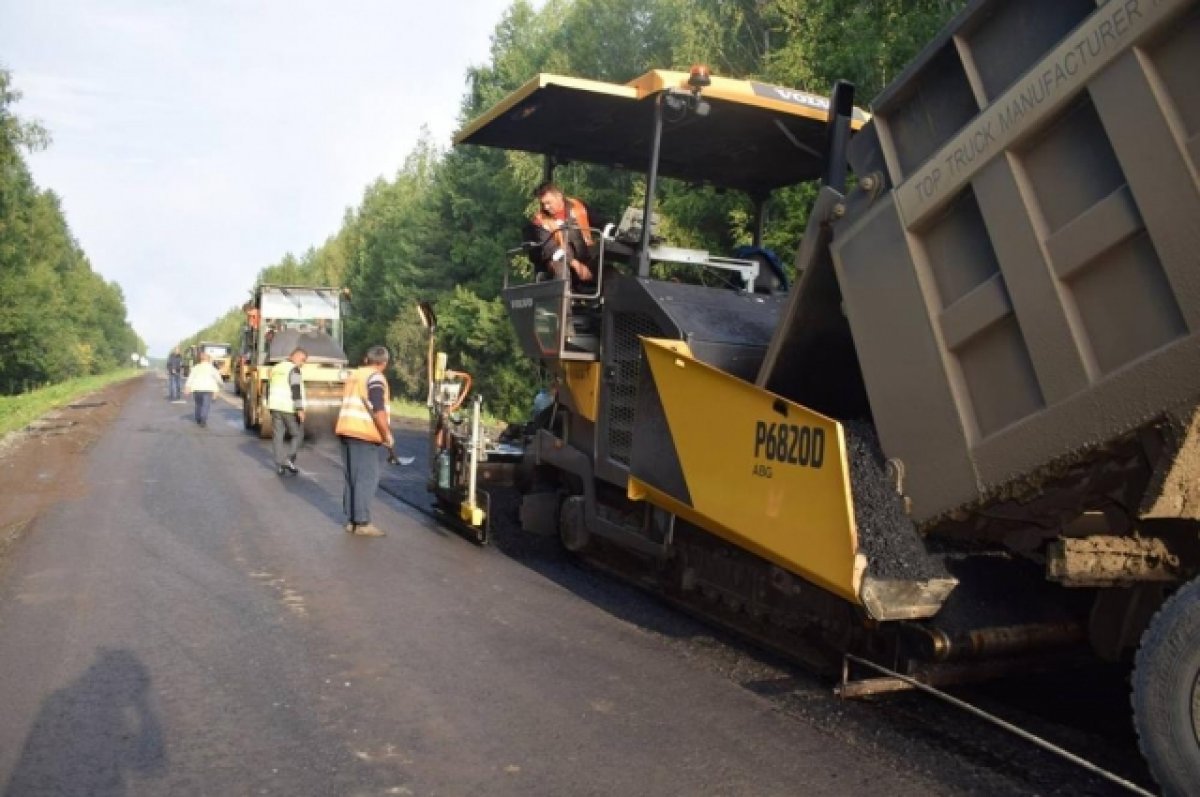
[388,397,508,431]
[390,398,430,422]
[0,370,144,437]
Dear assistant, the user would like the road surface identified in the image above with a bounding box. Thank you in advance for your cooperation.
[0,375,1151,796]
[0,375,941,796]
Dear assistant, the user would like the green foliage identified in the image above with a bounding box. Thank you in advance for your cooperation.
[434,287,539,417]
[0,69,144,395]
[180,0,967,418]
[768,0,967,99]
[179,305,244,357]
[0,369,142,436]
[0,70,49,158]
[385,297,429,400]
[664,0,774,77]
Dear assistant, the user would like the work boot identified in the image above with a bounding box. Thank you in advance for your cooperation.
[285,457,299,474]
[343,522,356,533]
[352,523,385,538]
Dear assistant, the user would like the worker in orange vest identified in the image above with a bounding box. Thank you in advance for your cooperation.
[529,181,596,289]
[334,345,393,537]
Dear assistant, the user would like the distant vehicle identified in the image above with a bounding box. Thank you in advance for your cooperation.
[240,284,350,439]
[197,341,233,383]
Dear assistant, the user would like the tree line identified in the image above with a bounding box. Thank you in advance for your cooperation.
[184,0,964,419]
[0,70,145,395]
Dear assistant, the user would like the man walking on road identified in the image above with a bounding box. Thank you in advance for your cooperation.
[183,352,222,428]
[166,347,184,402]
[335,345,393,537]
[268,347,308,476]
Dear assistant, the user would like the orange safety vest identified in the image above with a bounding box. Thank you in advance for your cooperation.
[335,367,391,443]
[532,197,593,253]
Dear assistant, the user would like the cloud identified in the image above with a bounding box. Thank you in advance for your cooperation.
[2,0,510,355]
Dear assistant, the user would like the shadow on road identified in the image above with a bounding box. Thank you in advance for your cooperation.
[378,425,746,648]
[231,414,743,648]
[5,648,166,797]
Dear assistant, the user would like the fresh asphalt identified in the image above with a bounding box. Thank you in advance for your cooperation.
[0,376,941,796]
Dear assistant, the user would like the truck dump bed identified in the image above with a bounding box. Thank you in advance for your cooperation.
[828,0,1200,527]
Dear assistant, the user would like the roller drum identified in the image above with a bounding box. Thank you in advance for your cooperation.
[300,383,344,440]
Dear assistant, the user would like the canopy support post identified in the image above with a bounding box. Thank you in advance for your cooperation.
[638,94,666,278]
[751,195,768,249]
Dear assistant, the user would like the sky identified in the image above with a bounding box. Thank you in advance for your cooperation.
[0,0,514,356]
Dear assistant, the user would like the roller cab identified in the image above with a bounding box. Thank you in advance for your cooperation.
[240,284,350,440]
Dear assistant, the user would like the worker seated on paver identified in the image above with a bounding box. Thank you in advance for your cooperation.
[527,181,598,294]
[526,181,607,353]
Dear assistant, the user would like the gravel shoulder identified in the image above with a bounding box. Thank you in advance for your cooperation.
[0,374,147,565]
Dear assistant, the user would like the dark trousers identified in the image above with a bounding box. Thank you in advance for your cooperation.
[340,437,380,525]
[193,391,213,425]
[168,373,182,400]
[271,410,304,466]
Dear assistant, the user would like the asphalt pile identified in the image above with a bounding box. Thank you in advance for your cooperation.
[843,421,949,581]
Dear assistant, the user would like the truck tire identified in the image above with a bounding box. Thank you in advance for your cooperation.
[559,495,590,553]
[1133,576,1200,796]
[242,393,254,430]
[259,405,273,439]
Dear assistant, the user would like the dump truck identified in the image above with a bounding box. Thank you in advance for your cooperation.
[240,284,350,440]
[194,341,233,383]
[182,342,232,380]
[448,0,1200,791]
